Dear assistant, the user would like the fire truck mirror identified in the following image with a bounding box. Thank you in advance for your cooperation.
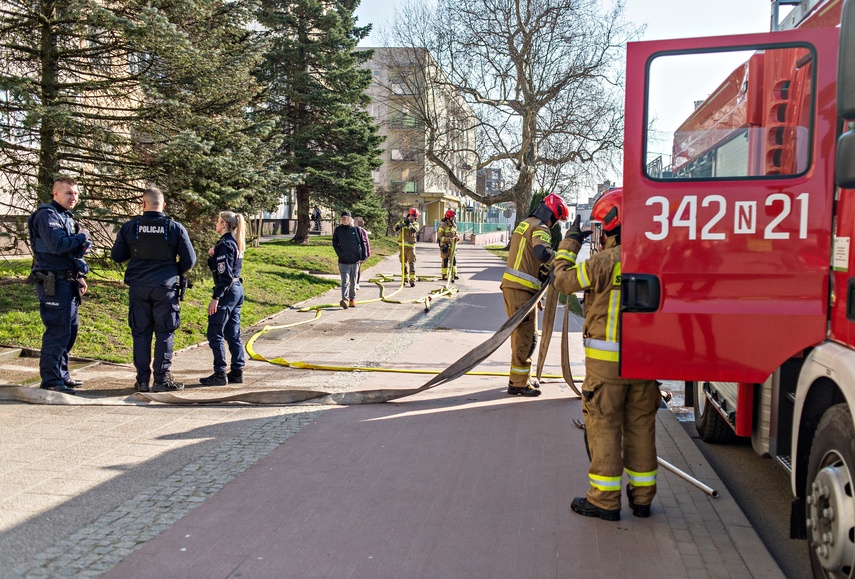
[835,130,855,188]
[838,0,855,118]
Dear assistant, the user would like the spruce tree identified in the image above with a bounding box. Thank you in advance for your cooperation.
[0,0,278,250]
[256,0,383,244]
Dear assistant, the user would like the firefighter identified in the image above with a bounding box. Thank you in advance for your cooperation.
[552,188,660,521]
[393,208,419,287]
[501,193,569,396]
[437,209,460,280]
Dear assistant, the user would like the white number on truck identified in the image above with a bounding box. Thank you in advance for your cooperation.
[645,193,809,241]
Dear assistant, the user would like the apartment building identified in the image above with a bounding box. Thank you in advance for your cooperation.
[362,47,478,238]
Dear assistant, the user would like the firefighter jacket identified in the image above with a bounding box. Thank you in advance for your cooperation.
[437,219,458,249]
[393,218,419,247]
[500,217,552,294]
[553,235,640,383]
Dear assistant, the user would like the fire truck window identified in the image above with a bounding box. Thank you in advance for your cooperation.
[645,46,814,180]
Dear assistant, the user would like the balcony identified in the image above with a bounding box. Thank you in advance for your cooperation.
[389,116,423,130]
[390,148,423,163]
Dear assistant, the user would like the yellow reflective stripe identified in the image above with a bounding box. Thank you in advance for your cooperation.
[503,268,541,290]
[607,289,620,342]
[556,249,576,262]
[533,231,551,242]
[576,261,590,288]
[513,238,527,271]
[514,221,530,236]
[583,338,618,352]
[585,347,620,362]
[589,474,622,492]
[612,261,621,286]
[626,468,657,486]
[401,243,415,248]
[510,365,530,375]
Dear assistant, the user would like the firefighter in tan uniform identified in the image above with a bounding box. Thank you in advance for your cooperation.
[394,208,419,287]
[552,188,660,521]
[501,193,569,396]
[437,209,460,280]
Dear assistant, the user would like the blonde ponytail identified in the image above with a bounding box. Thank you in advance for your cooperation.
[220,211,247,256]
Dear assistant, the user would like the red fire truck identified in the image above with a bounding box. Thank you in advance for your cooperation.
[621,0,855,575]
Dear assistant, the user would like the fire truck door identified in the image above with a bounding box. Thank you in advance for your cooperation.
[620,29,838,383]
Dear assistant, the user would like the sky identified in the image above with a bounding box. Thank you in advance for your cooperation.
[352,0,784,195]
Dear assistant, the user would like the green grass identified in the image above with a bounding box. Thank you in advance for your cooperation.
[0,235,400,363]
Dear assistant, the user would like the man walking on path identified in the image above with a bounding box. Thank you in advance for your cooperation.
[111,187,196,392]
[332,210,366,309]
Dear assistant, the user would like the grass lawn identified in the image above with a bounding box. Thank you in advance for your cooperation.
[0,235,400,364]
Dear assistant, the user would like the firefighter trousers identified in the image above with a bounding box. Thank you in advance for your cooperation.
[502,287,538,387]
[581,373,660,510]
[400,247,416,280]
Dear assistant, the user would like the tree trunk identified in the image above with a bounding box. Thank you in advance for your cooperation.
[291,183,311,244]
[37,0,59,204]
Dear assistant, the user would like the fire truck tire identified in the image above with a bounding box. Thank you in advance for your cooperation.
[693,381,736,443]
[805,404,855,579]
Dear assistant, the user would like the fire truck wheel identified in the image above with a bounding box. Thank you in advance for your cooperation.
[693,381,736,443]
[805,404,855,579]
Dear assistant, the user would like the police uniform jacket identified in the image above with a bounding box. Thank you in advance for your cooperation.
[393,218,418,246]
[111,211,196,288]
[28,201,89,275]
[208,232,242,299]
[437,219,457,248]
[500,216,552,294]
[553,235,639,383]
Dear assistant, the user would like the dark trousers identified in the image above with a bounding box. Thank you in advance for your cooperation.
[128,285,180,384]
[37,279,79,387]
[207,282,245,373]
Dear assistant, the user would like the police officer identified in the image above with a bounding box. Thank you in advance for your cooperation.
[111,187,196,392]
[28,176,91,395]
[501,193,569,396]
[437,209,460,281]
[393,208,419,287]
[553,188,660,521]
[200,211,246,386]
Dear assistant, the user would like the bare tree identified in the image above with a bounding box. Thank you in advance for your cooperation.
[385,0,639,222]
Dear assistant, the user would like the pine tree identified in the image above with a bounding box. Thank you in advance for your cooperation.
[256,0,383,244]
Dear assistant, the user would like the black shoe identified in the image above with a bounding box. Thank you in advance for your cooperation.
[626,484,651,518]
[571,497,620,521]
[409,279,415,287]
[507,385,542,397]
[152,374,184,392]
[134,381,150,393]
[64,379,84,388]
[40,383,76,395]
[226,370,243,384]
[200,372,227,386]
[340,299,348,309]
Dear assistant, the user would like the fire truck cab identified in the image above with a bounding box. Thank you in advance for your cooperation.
[621,0,855,575]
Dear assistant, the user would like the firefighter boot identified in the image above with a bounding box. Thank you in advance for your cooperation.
[507,379,542,397]
[626,484,651,518]
[571,497,620,521]
[226,369,243,384]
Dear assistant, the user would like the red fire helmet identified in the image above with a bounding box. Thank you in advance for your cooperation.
[543,193,569,222]
[592,188,622,232]
[407,207,420,219]
[445,209,456,220]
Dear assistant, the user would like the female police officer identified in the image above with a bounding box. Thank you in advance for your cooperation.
[199,211,246,386]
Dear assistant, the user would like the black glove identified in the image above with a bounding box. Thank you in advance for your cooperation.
[440,243,449,252]
[564,214,592,243]
[538,264,552,283]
